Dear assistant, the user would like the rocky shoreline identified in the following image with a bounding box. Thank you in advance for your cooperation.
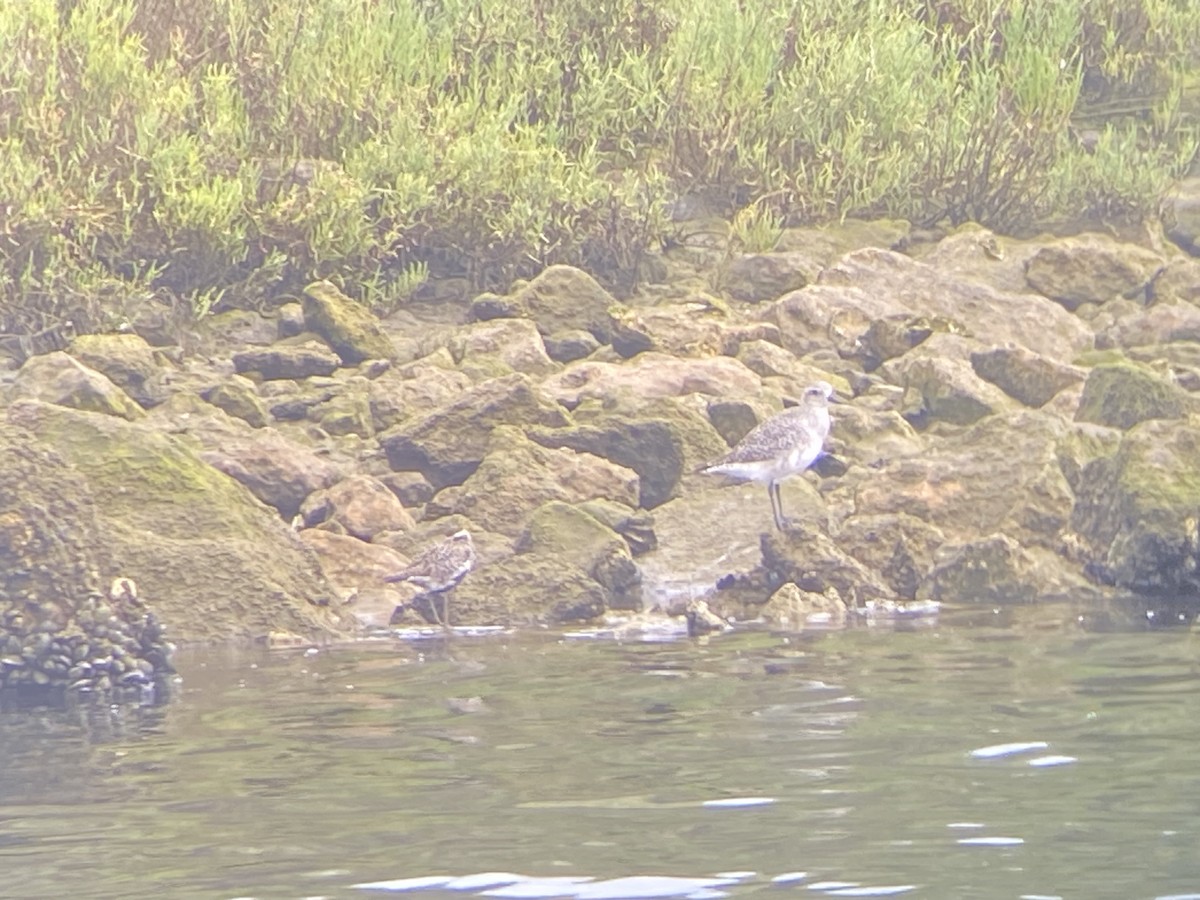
[5,196,1200,666]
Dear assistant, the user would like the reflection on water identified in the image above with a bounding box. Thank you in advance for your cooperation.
[1,606,1200,899]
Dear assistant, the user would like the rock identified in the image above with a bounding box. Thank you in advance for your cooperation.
[68,333,164,407]
[1098,302,1200,349]
[576,499,658,556]
[258,376,339,421]
[449,318,556,376]
[449,553,607,624]
[433,427,640,536]
[379,373,571,489]
[302,279,396,364]
[541,353,763,408]
[970,345,1086,408]
[723,251,820,302]
[889,353,1010,429]
[761,582,847,628]
[836,513,946,601]
[467,290,527,322]
[920,533,1042,603]
[1163,176,1200,254]
[277,302,306,338]
[379,471,435,508]
[200,375,270,427]
[6,400,348,641]
[296,529,408,628]
[1074,362,1190,429]
[516,501,642,610]
[530,398,727,509]
[770,248,1092,362]
[191,420,343,519]
[1149,257,1200,305]
[848,410,1074,550]
[775,218,911,264]
[543,329,601,363]
[300,474,415,540]
[1025,233,1164,310]
[1071,416,1200,596]
[367,353,472,432]
[762,522,896,607]
[233,340,340,380]
[608,299,730,358]
[853,314,967,372]
[512,264,617,342]
[309,378,374,437]
[10,351,145,420]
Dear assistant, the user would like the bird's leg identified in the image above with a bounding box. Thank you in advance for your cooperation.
[442,591,452,633]
[769,482,786,531]
[426,592,445,629]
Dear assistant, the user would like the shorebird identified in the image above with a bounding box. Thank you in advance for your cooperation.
[384,529,476,629]
[702,381,834,530]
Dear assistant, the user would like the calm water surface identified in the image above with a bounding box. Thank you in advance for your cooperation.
[2,606,1199,900]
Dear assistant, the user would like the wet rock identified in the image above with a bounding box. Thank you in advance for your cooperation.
[200,375,270,427]
[68,333,164,407]
[450,553,607,624]
[970,345,1086,408]
[1074,362,1191,429]
[543,329,601,363]
[302,279,396,364]
[1025,234,1164,310]
[920,533,1042,603]
[301,474,415,540]
[7,400,347,641]
[576,499,658,556]
[516,501,642,610]
[684,598,732,635]
[836,514,946,601]
[432,427,639,536]
[297,529,408,628]
[762,522,895,607]
[761,582,847,628]
[511,264,617,342]
[233,340,340,380]
[1071,416,1200,596]
[379,373,571,489]
[10,351,145,420]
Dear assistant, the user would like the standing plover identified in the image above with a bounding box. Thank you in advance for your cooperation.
[702,382,834,530]
[384,529,476,628]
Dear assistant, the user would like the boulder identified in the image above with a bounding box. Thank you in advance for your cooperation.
[920,534,1043,603]
[1164,176,1200,254]
[297,529,408,628]
[1149,257,1200,306]
[1074,362,1191,430]
[200,375,270,427]
[68,333,163,407]
[302,279,396,364]
[970,345,1086,408]
[300,474,415,540]
[367,352,472,432]
[762,522,896,607]
[233,340,340,380]
[1071,416,1200,596]
[432,427,640,536]
[543,329,601,363]
[722,251,819,303]
[449,317,556,376]
[379,373,571,489]
[836,513,946,601]
[888,353,1011,429]
[10,351,145,420]
[6,400,348,641]
[607,299,730,358]
[448,553,607,625]
[761,582,847,628]
[511,264,617,342]
[1098,302,1200,350]
[541,353,763,408]
[1024,233,1164,310]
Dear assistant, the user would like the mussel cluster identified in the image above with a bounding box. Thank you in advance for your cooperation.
[0,581,174,699]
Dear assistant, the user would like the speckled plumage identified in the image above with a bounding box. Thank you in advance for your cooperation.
[384,529,476,627]
[703,382,834,530]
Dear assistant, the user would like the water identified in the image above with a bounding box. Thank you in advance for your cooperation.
[1,606,1199,900]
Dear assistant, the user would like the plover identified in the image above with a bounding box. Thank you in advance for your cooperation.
[702,381,834,530]
[384,529,476,629]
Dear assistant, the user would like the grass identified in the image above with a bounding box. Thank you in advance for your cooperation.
[1,0,1197,333]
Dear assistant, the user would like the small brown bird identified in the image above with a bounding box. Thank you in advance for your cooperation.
[384,529,476,629]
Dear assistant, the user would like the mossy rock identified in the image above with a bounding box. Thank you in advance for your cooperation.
[1075,362,1190,430]
[201,376,270,427]
[10,351,146,421]
[511,264,616,343]
[68,332,163,407]
[7,399,349,640]
[303,280,396,365]
[450,553,607,625]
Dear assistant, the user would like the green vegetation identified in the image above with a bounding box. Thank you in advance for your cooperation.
[1,0,1197,330]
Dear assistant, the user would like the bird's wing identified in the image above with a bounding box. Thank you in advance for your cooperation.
[719,410,821,463]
